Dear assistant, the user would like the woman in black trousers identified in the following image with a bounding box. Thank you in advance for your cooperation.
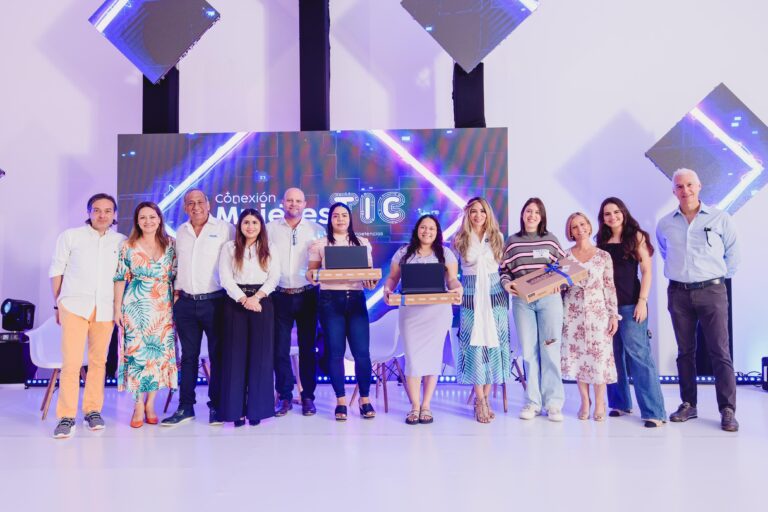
[217,209,281,426]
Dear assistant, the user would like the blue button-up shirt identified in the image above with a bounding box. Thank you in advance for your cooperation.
[656,203,739,283]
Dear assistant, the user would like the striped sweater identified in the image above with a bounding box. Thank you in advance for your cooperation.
[499,232,566,285]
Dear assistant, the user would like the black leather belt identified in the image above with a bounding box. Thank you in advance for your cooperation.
[178,289,226,301]
[669,278,724,290]
[275,284,315,295]
[238,284,263,297]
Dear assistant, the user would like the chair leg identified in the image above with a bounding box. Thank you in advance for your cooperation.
[41,369,59,420]
[201,358,211,381]
[467,387,475,405]
[164,388,174,413]
[393,358,412,405]
[380,363,389,413]
[80,367,87,386]
[350,384,359,406]
[502,382,508,413]
[513,357,527,391]
[493,383,498,398]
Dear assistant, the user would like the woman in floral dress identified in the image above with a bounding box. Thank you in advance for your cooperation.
[114,202,178,428]
[561,212,619,422]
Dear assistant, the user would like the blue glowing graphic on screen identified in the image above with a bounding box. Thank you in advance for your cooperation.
[117,128,508,318]
[646,83,767,213]
[401,0,539,73]
[89,0,220,83]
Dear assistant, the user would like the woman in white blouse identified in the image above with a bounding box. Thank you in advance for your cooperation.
[218,209,280,426]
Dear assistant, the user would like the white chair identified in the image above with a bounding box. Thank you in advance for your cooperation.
[347,309,409,412]
[27,316,88,420]
[164,332,212,412]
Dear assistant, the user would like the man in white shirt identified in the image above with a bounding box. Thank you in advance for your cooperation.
[49,193,126,439]
[266,188,325,416]
[161,189,235,426]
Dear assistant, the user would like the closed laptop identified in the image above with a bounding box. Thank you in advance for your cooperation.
[324,245,369,269]
[401,263,445,294]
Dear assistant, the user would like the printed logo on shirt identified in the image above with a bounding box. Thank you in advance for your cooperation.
[532,249,549,259]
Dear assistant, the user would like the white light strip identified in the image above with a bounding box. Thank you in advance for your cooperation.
[158,132,250,212]
[93,0,130,33]
[689,107,764,210]
[518,0,540,13]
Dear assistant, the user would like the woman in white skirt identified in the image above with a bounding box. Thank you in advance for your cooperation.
[383,215,462,425]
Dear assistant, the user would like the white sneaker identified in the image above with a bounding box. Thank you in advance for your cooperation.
[547,407,564,422]
[519,404,541,420]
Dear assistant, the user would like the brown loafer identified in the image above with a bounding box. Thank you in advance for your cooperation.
[275,399,293,417]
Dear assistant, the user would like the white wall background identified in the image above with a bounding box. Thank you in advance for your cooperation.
[1,0,766,374]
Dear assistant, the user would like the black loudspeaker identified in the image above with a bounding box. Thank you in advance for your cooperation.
[0,333,36,384]
[452,62,486,128]
[1,299,35,331]
[762,357,768,391]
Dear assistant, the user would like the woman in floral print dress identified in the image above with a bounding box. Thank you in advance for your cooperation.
[114,202,178,428]
[561,212,619,422]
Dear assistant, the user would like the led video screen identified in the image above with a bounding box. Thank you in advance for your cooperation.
[646,83,767,214]
[89,0,220,83]
[117,128,508,318]
[402,0,539,73]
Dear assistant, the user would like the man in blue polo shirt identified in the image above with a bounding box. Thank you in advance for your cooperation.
[656,168,740,432]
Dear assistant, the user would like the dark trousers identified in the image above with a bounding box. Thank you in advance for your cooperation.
[668,283,736,411]
[173,295,224,411]
[274,288,319,400]
[319,290,371,398]
[219,296,275,422]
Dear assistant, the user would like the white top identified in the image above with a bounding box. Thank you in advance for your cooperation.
[392,245,458,266]
[48,225,127,321]
[175,216,235,294]
[308,236,373,291]
[218,241,281,301]
[266,217,325,289]
[459,232,502,275]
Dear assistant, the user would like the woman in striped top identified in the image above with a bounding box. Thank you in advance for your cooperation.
[500,198,567,422]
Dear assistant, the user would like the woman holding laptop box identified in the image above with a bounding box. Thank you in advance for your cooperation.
[382,215,462,425]
[307,202,377,421]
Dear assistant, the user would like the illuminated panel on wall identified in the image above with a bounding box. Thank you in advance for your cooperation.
[401,0,539,72]
[117,128,508,318]
[89,0,220,83]
[646,83,768,213]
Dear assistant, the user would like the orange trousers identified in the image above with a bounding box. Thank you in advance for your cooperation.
[55,306,113,419]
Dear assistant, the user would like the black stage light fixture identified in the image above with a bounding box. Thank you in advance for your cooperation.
[1,299,35,332]
[762,357,768,391]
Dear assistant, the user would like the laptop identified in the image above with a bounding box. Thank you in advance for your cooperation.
[400,263,446,294]
[324,245,369,269]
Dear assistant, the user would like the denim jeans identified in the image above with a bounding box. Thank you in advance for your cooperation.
[318,290,372,398]
[512,294,564,410]
[607,305,666,420]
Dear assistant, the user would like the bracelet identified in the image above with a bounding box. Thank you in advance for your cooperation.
[53,306,58,310]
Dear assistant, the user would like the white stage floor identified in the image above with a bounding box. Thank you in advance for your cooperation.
[1,382,765,510]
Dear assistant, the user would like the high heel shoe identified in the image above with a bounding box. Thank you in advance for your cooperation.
[359,399,376,419]
[334,405,348,421]
[145,413,159,425]
[474,398,490,424]
[131,401,144,428]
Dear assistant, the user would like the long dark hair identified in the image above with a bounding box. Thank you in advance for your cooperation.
[596,197,654,260]
[516,197,549,237]
[234,209,270,271]
[326,202,361,246]
[400,215,445,265]
[127,202,170,251]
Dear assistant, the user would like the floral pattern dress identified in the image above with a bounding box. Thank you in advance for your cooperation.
[114,241,178,398]
[561,248,619,384]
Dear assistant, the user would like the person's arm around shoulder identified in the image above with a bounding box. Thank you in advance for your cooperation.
[634,232,652,322]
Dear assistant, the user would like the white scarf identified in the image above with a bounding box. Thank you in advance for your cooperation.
[468,233,500,348]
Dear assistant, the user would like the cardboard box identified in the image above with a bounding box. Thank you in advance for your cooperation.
[313,268,382,281]
[385,292,461,307]
[510,258,588,303]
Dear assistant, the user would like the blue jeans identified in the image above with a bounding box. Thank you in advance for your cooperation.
[512,294,564,410]
[318,290,372,398]
[607,305,666,420]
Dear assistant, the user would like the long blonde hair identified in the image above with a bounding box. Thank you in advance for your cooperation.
[453,197,504,262]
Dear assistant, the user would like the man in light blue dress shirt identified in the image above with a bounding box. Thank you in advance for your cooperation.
[656,168,740,432]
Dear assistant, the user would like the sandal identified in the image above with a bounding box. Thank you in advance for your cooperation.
[418,408,434,424]
[643,419,664,428]
[593,406,606,422]
[405,409,420,425]
[334,405,347,421]
[609,409,631,417]
[484,397,496,420]
[359,400,376,419]
[474,398,490,424]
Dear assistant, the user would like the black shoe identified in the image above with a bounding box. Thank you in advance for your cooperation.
[359,400,376,419]
[160,408,195,427]
[301,398,317,416]
[209,408,223,426]
[275,399,292,417]
[249,419,260,426]
[608,409,631,417]
[720,407,739,432]
[669,402,697,422]
[233,418,246,428]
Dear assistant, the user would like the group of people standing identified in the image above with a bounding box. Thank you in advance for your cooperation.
[47,167,740,438]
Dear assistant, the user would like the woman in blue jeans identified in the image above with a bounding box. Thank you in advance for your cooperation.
[597,197,666,428]
[500,198,567,422]
[307,203,377,421]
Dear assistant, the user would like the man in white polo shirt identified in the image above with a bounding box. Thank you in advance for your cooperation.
[267,187,325,416]
[49,193,126,439]
[162,189,234,426]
